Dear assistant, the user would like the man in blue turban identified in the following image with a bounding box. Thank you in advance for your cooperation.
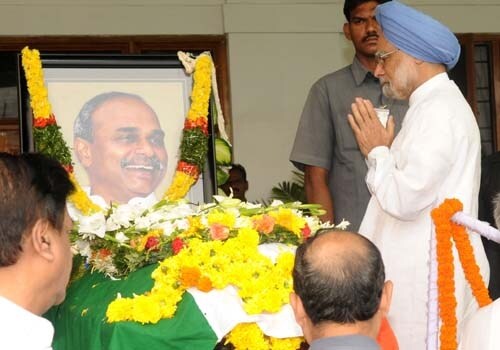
[347,1,489,348]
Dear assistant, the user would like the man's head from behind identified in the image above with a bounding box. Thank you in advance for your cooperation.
[74,92,168,204]
[291,230,392,343]
[0,153,74,314]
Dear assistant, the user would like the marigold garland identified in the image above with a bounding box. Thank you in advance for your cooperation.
[106,229,296,322]
[226,323,303,350]
[21,47,213,210]
[431,198,492,350]
[163,54,212,201]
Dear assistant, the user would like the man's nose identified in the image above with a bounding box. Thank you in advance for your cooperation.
[366,18,379,32]
[135,138,155,156]
[374,63,384,78]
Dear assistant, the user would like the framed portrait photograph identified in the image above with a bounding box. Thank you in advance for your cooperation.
[18,54,216,205]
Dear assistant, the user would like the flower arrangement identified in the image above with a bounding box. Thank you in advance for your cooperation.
[71,197,336,350]
[431,199,492,350]
[226,323,303,350]
[72,197,329,278]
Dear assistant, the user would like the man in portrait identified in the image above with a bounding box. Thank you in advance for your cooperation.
[73,91,168,206]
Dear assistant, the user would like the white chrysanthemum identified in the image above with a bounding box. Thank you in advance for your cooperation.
[79,212,106,238]
[115,232,129,244]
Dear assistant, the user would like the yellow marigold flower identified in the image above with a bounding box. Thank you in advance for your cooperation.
[68,174,103,214]
[226,323,269,350]
[21,47,53,118]
[106,297,133,322]
[269,208,305,236]
[276,252,295,274]
[163,171,197,201]
[207,210,236,229]
[270,336,303,350]
[131,295,162,324]
[236,227,260,248]
[182,216,204,237]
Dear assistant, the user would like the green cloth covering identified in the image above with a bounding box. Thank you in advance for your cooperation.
[45,264,218,350]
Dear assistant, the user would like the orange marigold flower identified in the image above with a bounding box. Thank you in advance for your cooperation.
[180,266,201,288]
[197,276,213,292]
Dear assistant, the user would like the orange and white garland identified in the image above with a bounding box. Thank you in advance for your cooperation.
[431,199,492,350]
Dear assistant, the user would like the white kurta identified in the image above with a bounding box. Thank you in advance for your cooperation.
[359,73,489,349]
[459,298,500,349]
[0,296,54,350]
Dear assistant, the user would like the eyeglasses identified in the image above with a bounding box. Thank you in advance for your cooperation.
[375,49,399,66]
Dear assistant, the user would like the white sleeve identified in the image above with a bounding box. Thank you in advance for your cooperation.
[365,104,455,220]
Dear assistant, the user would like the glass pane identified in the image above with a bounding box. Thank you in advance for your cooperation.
[474,44,494,156]
[0,52,19,120]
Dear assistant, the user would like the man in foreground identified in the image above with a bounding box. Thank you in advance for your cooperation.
[290,0,407,229]
[0,153,75,349]
[74,91,168,206]
[347,1,489,347]
[291,230,393,349]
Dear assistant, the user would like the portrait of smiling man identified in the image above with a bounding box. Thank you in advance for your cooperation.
[73,91,168,206]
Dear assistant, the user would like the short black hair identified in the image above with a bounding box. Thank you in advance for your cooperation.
[343,0,391,21]
[230,164,247,182]
[73,91,153,142]
[293,230,385,324]
[0,153,74,266]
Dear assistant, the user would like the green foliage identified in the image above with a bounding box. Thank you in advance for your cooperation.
[33,125,72,166]
[269,171,306,203]
[180,128,209,170]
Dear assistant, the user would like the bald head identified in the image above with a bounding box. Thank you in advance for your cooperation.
[293,230,385,325]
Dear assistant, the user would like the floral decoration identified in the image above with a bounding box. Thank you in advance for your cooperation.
[431,198,492,350]
[225,323,303,350]
[72,197,329,278]
[98,197,333,350]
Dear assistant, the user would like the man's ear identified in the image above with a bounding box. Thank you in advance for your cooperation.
[378,280,393,317]
[343,22,352,41]
[74,137,92,168]
[290,292,307,327]
[30,219,55,262]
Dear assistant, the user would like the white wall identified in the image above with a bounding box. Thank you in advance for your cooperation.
[0,0,499,201]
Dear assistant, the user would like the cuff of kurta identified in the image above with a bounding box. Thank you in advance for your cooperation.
[367,146,391,167]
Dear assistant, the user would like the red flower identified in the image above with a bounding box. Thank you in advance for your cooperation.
[62,164,74,174]
[172,237,186,255]
[177,161,200,178]
[33,114,57,128]
[98,248,112,259]
[301,224,311,239]
[184,117,208,135]
[145,236,160,251]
